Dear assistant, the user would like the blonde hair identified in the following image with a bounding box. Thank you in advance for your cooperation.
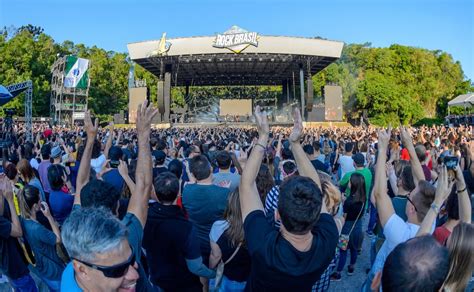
[223,188,245,247]
[442,223,474,291]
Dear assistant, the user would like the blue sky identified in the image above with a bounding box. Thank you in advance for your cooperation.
[1,0,473,80]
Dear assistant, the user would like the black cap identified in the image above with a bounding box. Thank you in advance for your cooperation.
[153,150,166,165]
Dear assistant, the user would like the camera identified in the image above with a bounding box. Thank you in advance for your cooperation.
[109,160,120,168]
[443,156,459,170]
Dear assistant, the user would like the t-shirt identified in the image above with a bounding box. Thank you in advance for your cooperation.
[243,210,338,291]
[152,167,169,180]
[30,158,40,170]
[0,199,30,280]
[143,202,202,291]
[343,198,364,221]
[21,219,65,280]
[338,155,355,180]
[102,169,125,193]
[311,159,329,174]
[213,172,241,193]
[264,186,280,227]
[28,177,46,202]
[433,226,451,245]
[339,168,373,200]
[38,160,52,193]
[182,183,229,256]
[90,154,106,175]
[370,214,420,276]
[210,220,251,282]
[49,190,74,225]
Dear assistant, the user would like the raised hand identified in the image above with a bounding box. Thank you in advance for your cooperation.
[84,110,98,140]
[117,160,129,178]
[136,100,158,136]
[434,166,454,205]
[400,126,412,147]
[254,106,269,136]
[289,107,303,143]
[377,126,391,150]
[40,201,52,218]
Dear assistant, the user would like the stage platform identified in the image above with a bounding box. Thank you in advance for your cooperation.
[115,121,351,129]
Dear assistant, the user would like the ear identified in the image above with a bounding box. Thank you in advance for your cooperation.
[371,271,382,291]
[73,260,91,281]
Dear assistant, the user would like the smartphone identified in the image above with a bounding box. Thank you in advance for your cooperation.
[443,156,459,170]
[109,160,120,169]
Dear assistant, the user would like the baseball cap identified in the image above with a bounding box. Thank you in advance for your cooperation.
[51,146,62,159]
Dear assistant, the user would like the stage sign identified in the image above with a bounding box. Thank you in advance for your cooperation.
[213,26,259,53]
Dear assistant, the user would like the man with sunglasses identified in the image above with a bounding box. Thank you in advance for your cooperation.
[61,101,158,291]
[61,207,139,291]
[363,127,439,291]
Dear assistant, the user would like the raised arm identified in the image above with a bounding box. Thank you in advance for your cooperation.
[104,122,114,160]
[127,101,158,227]
[416,166,453,236]
[2,183,22,237]
[374,128,395,227]
[240,106,267,222]
[118,160,136,194]
[288,108,322,187]
[75,111,98,205]
[400,127,425,185]
[454,166,472,223]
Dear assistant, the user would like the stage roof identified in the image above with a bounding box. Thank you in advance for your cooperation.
[128,33,344,86]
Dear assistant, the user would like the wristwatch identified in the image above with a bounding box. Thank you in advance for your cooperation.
[430,202,440,214]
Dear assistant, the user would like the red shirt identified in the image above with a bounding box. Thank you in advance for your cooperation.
[433,226,451,245]
[400,148,410,161]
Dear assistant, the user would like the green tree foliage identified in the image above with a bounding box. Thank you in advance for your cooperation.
[0,26,471,125]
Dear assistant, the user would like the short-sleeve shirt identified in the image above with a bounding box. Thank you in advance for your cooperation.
[370,214,420,276]
[21,219,65,280]
[49,190,74,225]
[243,210,338,291]
[0,200,30,280]
[343,198,364,221]
[433,226,451,245]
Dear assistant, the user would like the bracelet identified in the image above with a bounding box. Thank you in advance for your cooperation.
[255,143,266,151]
[430,203,440,214]
[457,187,467,194]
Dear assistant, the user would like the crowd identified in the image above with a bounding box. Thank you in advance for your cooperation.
[0,102,473,292]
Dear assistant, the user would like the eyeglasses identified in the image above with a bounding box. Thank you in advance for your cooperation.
[406,195,418,213]
[73,248,136,278]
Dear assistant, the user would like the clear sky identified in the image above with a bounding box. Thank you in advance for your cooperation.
[1,0,473,80]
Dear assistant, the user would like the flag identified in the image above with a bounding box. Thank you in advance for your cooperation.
[64,56,89,89]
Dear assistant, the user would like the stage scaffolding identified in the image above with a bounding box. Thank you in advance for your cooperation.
[50,56,90,125]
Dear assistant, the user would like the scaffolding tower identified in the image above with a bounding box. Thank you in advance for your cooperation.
[50,56,90,125]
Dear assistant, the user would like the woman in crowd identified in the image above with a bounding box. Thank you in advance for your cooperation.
[17,159,46,202]
[18,185,65,292]
[209,189,251,291]
[331,172,366,281]
[47,164,74,225]
[442,223,474,291]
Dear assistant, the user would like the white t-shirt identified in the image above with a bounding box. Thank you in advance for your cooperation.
[338,155,355,179]
[370,214,420,275]
[90,154,106,174]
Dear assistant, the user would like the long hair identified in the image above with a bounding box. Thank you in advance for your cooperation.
[256,164,274,203]
[18,185,40,219]
[223,188,244,247]
[349,172,366,203]
[443,223,474,291]
[17,159,35,183]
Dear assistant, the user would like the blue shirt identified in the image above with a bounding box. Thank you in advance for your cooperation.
[49,190,74,225]
[103,169,125,193]
[60,263,82,292]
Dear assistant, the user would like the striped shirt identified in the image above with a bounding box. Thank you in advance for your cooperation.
[264,186,281,228]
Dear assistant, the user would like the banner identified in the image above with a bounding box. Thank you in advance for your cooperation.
[64,56,89,89]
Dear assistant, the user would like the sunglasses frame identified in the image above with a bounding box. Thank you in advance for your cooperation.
[73,247,136,278]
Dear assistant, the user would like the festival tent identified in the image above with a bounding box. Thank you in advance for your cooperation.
[448,93,474,107]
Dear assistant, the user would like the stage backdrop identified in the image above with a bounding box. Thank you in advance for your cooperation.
[219,99,252,116]
[129,87,147,123]
[324,85,343,121]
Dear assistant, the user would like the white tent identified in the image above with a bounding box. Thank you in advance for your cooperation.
[448,93,474,107]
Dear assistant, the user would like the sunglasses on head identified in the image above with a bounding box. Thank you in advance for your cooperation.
[73,248,136,278]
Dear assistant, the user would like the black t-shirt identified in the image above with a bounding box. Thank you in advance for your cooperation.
[152,167,168,180]
[0,200,30,280]
[343,198,365,221]
[243,210,338,291]
[143,202,202,291]
[310,159,329,174]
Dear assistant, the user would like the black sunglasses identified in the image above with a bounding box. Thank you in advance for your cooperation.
[73,248,136,278]
[406,195,418,213]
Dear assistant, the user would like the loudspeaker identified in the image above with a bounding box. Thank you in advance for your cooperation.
[163,72,171,120]
[306,78,314,112]
[157,80,165,115]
